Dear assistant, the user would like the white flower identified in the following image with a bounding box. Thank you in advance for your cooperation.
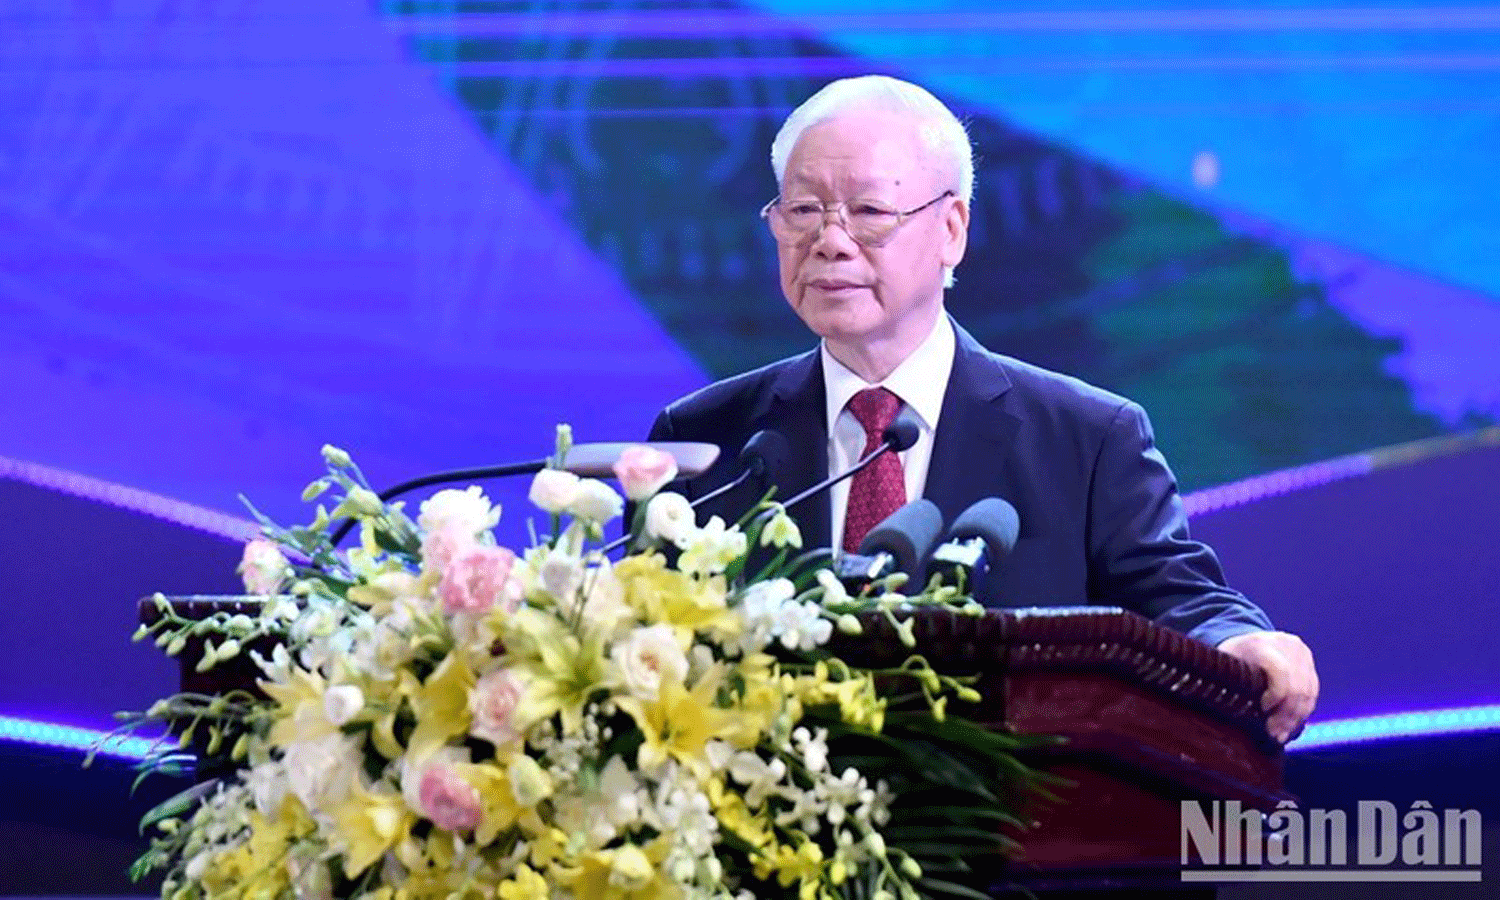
[642,762,718,858]
[600,753,644,819]
[735,578,795,653]
[322,684,364,726]
[611,624,688,700]
[251,642,294,681]
[867,778,895,826]
[677,516,746,576]
[582,755,644,844]
[819,767,874,827]
[644,492,696,547]
[793,726,830,774]
[243,759,290,817]
[727,750,789,808]
[774,785,828,835]
[379,590,432,630]
[555,753,642,852]
[688,642,717,680]
[418,485,500,535]
[774,598,833,651]
[529,469,582,514]
[568,478,624,524]
[816,568,850,605]
[537,548,584,601]
[282,732,362,812]
[238,539,291,596]
[345,605,422,681]
[290,599,345,673]
[740,577,794,617]
[561,558,633,639]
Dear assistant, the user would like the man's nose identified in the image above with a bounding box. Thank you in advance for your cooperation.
[809,207,858,257]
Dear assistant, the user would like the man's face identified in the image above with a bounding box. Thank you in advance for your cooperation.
[775,110,968,356]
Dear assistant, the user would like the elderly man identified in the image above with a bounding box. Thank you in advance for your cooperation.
[648,75,1317,743]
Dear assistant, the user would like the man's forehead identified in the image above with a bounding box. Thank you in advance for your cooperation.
[780,112,945,192]
[781,169,909,193]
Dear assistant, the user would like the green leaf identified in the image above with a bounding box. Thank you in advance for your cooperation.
[883,825,1008,845]
[898,857,972,874]
[138,780,218,834]
[129,851,161,883]
[916,877,997,900]
[891,841,997,858]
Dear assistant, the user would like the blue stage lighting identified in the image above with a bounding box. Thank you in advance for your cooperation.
[0,714,160,761]
[1289,704,1500,750]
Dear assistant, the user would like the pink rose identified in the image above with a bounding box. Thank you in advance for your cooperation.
[469,668,525,747]
[421,523,478,575]
[438,545,520,616]
[238,538,290,595]
[417,763,482,831]
[612,445,678,501]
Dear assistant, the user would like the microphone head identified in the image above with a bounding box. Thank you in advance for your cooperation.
[881,406,923,453]
[739,430,790,480]
[857,499,945,581]
[947,497,1020,563]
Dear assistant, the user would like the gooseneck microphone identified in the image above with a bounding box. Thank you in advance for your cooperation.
[687,429,790,512]
[836,499,945,588]
[927,497,1020,596]
[777,406,923,514]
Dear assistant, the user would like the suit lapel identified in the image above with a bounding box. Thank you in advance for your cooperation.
[760,350,832,548]
[924,321,1020,526]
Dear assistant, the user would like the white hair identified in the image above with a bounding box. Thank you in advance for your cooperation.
[770,75,974,205]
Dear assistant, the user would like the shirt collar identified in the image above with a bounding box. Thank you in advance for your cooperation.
[820,313,955,432]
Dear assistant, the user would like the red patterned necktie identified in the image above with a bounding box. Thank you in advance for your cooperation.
[842,387,907,553]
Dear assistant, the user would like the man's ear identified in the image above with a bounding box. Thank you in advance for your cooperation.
[941,197,969,269]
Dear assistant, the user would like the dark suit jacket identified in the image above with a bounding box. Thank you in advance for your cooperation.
[648,320,1272,647]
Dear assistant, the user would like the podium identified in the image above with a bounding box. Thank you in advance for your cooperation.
[828,605,1286,892]
[140,598,1285,894]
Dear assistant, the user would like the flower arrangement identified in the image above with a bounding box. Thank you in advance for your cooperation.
[123,429,1048,900]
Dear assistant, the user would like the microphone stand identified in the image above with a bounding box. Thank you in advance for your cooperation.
[329,459,548,546]
[780,437,900,513]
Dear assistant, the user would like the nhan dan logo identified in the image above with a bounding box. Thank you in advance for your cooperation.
[1180,800,1482,882]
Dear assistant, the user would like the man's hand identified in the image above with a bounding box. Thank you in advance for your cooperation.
[1216,630,1319,744]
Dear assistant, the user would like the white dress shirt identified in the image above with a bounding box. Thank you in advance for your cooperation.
[821,314,956,553]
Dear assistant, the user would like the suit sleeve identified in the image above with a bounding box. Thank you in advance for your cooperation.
[648,407,675,442]
[1086,401,1273,647]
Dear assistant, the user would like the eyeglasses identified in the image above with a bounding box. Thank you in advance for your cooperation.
[760,190,955,248]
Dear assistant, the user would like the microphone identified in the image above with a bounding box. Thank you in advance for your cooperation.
[927,497,1020,596]
[779,405,923,514]
[329,441,719,546]
[835,499,944,589]
[688,430,790,512]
